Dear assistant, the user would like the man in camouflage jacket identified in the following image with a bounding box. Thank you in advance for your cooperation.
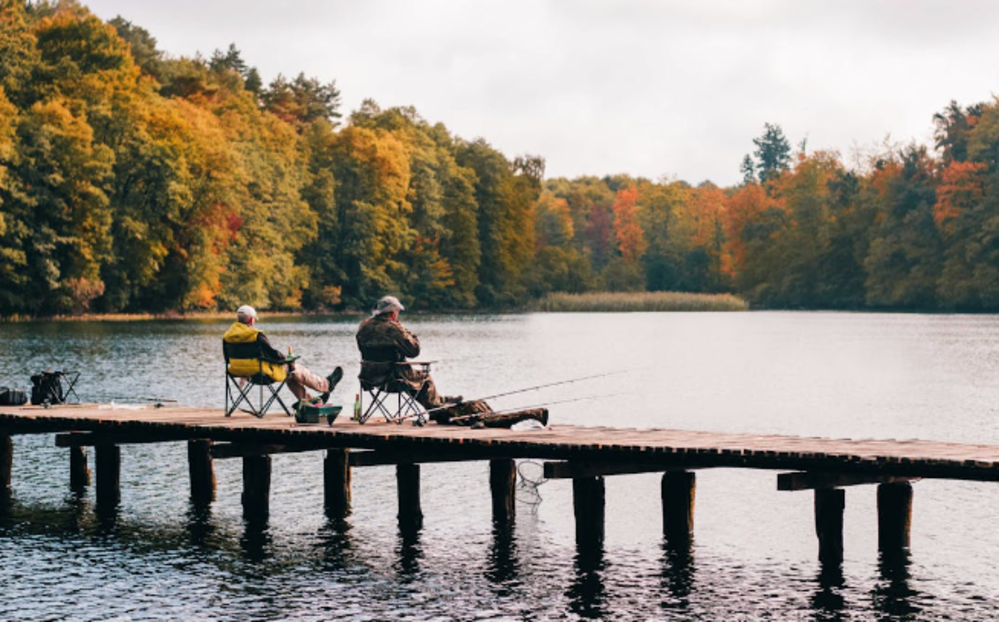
[356,296,546,428]
[356,295,452,408]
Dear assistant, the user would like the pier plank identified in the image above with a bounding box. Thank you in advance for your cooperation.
[3,405,999,481]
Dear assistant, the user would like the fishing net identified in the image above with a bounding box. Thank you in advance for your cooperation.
[516,459,547,510]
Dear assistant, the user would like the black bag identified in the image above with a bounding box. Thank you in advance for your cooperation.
[0,387,27,406]
[30,371,66,406]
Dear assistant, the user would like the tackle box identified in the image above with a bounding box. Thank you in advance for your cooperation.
[295,402,342,425]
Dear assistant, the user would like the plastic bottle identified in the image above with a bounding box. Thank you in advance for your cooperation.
[353,393,361,421]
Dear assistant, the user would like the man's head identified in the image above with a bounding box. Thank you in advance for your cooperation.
[374,295,405,318]
[236,305,257,325]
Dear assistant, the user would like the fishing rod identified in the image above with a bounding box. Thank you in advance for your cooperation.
[399,368,635,422]
[447,391,625,423]
[461,369,632,406]
[99,396,178,403]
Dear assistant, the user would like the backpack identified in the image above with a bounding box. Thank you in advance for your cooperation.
[0,387,27,406]
[30,371,65,406]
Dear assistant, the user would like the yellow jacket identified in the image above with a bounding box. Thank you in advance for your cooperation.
[223,321,288,382]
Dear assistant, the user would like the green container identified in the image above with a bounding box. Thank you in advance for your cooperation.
[295,403,342,425]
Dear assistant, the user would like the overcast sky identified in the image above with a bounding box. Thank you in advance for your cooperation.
[82,0,999,186]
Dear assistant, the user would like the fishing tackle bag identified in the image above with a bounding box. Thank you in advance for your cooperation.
[30,371,66,406]
[0,387,27,406]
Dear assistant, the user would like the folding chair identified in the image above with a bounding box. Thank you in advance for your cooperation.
[58,370,81,403]
[223,340,296,418]
[357,360,434,426]
[29,370,78,406]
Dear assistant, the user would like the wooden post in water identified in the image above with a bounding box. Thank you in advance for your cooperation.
[397,463,423,531]
[188,440,216,505]
[573,476,605,546]
[95,444,121,507]
[69,445,90,490]
[0,432,11,496]
[242,455,271,519]
[814,488,845,564]
[877,482,913,554]
[490,458,517,523]
[324,449,352,519]
[661,470,696,544]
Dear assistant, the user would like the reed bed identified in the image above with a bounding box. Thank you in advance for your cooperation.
[533,291,749,312]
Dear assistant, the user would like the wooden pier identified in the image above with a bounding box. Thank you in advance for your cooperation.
[3,403,999,564]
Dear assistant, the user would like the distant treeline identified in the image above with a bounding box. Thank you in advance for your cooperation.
[1,2,998,315]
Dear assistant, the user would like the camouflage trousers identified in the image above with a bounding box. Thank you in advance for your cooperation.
[409,371,442,409]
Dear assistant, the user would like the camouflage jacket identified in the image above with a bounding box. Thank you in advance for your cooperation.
[356,314,423,389]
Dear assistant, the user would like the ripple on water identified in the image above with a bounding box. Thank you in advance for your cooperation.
[4,314,999,619]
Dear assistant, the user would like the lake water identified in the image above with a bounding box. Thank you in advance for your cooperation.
[2,311,999,621]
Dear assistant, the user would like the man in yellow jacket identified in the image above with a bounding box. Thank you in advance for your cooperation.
[224,305,342,405]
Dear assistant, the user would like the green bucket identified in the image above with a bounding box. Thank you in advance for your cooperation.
[295,403,342,425]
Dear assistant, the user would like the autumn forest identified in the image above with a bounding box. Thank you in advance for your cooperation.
[2,1,999,316]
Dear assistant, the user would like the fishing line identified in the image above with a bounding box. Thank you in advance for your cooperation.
[448,391,624,423]
[398,368,637,422]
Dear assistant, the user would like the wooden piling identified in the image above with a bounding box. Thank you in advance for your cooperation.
[573,476,605,546]
[324,449,352,519]
[241,455,271,519]
[95,444,121,507]
[69,445,90,490]
[814,488,845,564]
[661,470,695,544]
[397,463,423,530]
[490,458,517,523]
[0,432,11,495]
[877,482,913,553]
[188,440,216,505]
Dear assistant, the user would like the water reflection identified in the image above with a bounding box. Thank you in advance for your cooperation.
[240,518,272,563]
[872,550,921,620]
[0,491,10,529]
[811,560,846,622]
[660,539,695,610]
[94,502,120,534]
[394,528,424,581]
[485,522,520,591]
[317,518,356,572]
[185,504,219,549]
[62,492,91,534]
[567,542,606,619]
[4,313,999,619]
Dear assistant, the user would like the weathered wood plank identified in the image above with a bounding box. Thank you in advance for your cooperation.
[95,444,121,507]
[188,440,215,505]
[349,450,487,467]
[490,458,516,523]
[397,463,422,531]
[242,455,271,519]
[544,461,675,479]
[56,431,200,447]
[662,471,695,544]
[778,471,915,491]
[815,488,845,565]
[0,432,11,495]
[211,443,329,459]
[69,444,90,490]
[878,482,913,554]
[4,405,999,484]
[573,476,605,546]
[324,449,351,519]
